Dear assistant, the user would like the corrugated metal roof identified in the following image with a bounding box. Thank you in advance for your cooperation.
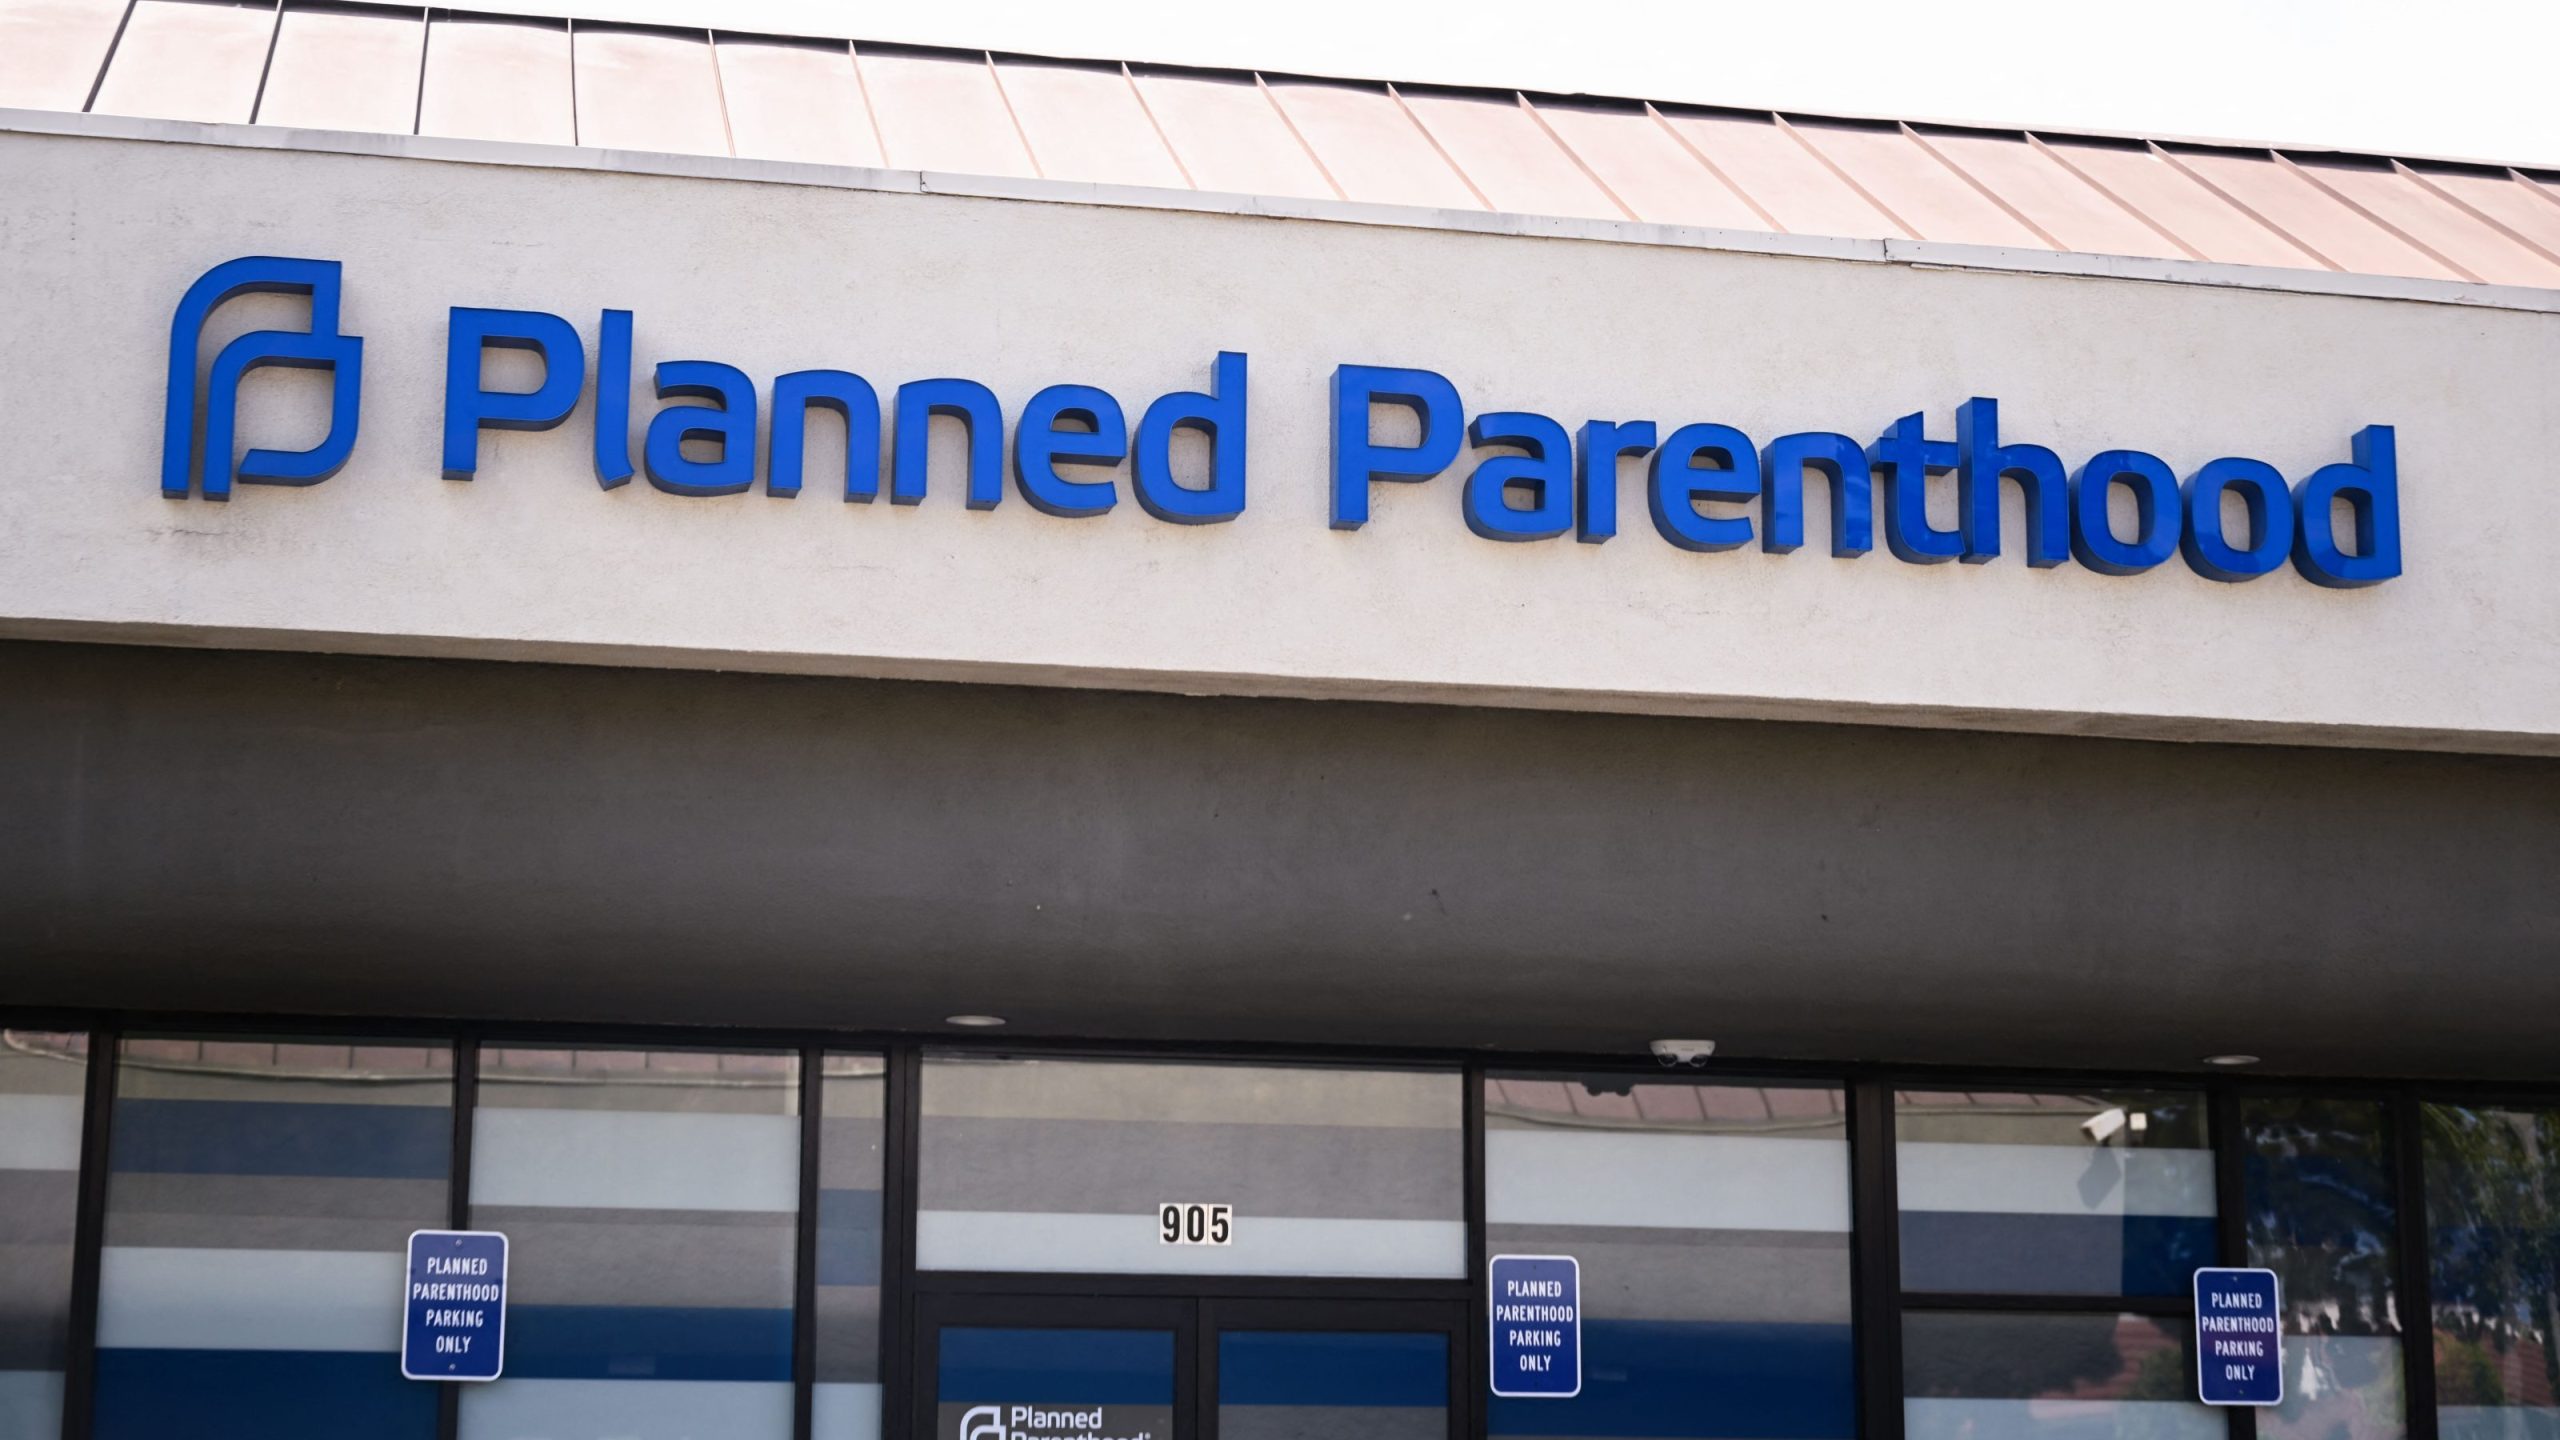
[8,0,2560,290]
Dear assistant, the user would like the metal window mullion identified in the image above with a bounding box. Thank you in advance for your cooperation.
[794,1046,822,1440]
[60,1022,119,1440]
[1850,1079,1903,1440]
[1462,1061,1487,1440]
[884,1045,923,1440]
[2209,1083,2256,1440]
[2394,1088,2440,1440]
[439,1030,478,1440]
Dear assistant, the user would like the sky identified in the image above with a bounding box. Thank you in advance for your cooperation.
[526,0,2560,166]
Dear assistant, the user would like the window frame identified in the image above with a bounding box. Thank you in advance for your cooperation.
[10,1003,2558,1440]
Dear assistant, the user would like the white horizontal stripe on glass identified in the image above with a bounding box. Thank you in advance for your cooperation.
[1896,1143,2216,1218]
[1906,1398,2221,1440]
[1486,1131,1849,1232]
[97,1247,403,1352]
[471,1109,799,1212]
[813,1382,884,1440]
[917,1212,1467,1278]
[459,1377,794,1440]
[0,1371,64,1440]
[0,1095,84,1171]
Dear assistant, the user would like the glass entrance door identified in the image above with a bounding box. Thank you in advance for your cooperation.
[1208,1300,1458,1440]
[924,1297,1193,1440]
[916,1296,1462,1440]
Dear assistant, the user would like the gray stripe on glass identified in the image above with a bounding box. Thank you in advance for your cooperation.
[0,1241,72,1366]
[813,1285,880,1383]
[921,1118,1460,1218]
[1487,1224,1852,1325]
[102,1174,443,1251]
[0,1173,76,1245]
[1220,1406,1445,1440]
[821,1117,885,1189]
[472,1208,795,1308]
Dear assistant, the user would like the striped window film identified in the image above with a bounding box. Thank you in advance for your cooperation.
[1896,1089,2216,1295]
[0,1030,85,1440]
[459,1046,800,1440]
[2423,1103,2560,1440]
[1902,1311,2220,1440]
[91,1036,452,1440]
[2243,1096,2406,1440]
[816,1053,886,1440]
[917,1058,1464,1277]
[1483,1075,1855,1440]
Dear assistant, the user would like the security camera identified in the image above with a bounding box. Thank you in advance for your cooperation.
[1649,1039,1716,1067]
[2082,1107,2128,1143]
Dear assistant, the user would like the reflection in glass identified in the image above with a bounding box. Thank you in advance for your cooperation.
[460,1046,800,1440]
[2425,1104,2560,1440]
[1484,1075,1854,1439]
[919,1057,1463,1278]
[2243,1096,2405,1440]
[1903,1312,2220,1440]
[92,1036,452,1440]
[0,1031,86,1440]
[1896,1090,2215,1296]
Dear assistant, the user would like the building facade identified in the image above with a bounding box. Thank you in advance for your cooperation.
[1,3,2557,1440]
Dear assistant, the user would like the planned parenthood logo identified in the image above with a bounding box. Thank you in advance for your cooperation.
[959,1406,1006,1440]
[161,255,363,501]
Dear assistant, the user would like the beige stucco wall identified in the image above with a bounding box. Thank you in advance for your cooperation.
[2,126,2553,753]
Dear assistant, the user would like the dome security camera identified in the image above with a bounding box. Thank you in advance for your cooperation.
[1649,1038,1716,1066]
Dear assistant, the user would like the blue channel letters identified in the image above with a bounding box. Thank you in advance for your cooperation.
[161,258,2402,587]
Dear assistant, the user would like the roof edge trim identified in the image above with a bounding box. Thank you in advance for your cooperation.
[7,108,2556,315]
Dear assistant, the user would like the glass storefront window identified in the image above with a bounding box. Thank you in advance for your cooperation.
[1903,1311,2220,1440]
[918,1057,1464,1278]
[0,1030,86,1439]
[1483,1075,1855,1440]
[2424,1103,2560,1440]
[2243,1095,2406,1440]
[92,1036,452,1440]
[460,1046,801,1440]
[817,1053,887,1440]
[1897,1089,2215,1296]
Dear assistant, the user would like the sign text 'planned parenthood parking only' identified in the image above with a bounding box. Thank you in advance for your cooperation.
[2194,1267,2282,1405]
[1489,1255,1580,1398]
[403,1230,508,1382]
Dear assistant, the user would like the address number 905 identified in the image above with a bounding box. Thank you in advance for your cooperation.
[1158,1202,1232,1245]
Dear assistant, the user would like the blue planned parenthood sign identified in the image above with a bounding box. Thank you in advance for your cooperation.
[2194,1267,2282,1405]
[403,1230,508,1382]
[1489,1254,1580,1398]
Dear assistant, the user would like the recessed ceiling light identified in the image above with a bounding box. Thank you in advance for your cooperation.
[944,1014,1007,1028]
[2203,1054,2261,1067]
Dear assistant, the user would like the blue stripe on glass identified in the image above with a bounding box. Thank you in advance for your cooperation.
[92,1348,438,1440]
[1487,1320,1853,1440]
[817,1187,883,1286]
[504,1305,795,1382]
[1899,1212,2217,1296]
[939,1327,1175,1405]
[1219,1331,1447,1407]
[109,1099,449,1181]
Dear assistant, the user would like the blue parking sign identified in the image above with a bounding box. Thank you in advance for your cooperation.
[403,1230,508,1382]
[2193,1267,2282,1405]
[1489,1254,1580,1398]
